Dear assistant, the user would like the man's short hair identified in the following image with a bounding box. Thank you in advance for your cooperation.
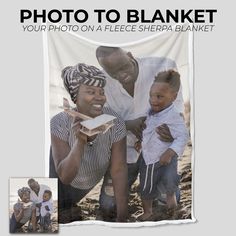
[154,69,180,92]
[27,178,36,186]
[96,46,123,59]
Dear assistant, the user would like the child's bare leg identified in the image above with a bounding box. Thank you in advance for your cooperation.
[138,198,153,221]
[166,192,177,210]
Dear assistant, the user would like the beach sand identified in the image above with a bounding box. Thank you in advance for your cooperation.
[73,142,193,222]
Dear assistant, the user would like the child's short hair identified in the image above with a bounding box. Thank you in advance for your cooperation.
[44,190,52,198]
[154,70,180,92]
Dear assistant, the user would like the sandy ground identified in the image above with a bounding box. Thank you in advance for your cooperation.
[75,142,193,222]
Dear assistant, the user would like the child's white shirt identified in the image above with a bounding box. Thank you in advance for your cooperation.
[142,104,189,165]
[40,200,53,217]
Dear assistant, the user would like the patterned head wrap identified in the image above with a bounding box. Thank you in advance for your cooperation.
[18,187,31,198]
[61,63,106,104]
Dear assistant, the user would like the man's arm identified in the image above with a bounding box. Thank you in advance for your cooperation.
[125,116,146,140]
[156,124,174,142]
[110,137,128,222]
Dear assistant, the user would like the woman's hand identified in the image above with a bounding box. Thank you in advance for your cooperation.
[71,117,87,144]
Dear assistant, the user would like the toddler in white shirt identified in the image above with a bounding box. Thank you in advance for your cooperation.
[138,70,189,221]
[40,190,53,232]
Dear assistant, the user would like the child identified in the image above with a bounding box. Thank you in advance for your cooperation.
[10,187,36,233]
[138,70,189,221]
[39,190,53,232]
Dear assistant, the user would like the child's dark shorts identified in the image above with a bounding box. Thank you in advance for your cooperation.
[139,154,180,200]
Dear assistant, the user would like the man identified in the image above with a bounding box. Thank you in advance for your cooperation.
[96,46,183,204]
[28,178,51,222]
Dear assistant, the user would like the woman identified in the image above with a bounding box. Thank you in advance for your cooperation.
[50,63,128,223]
[10,187,36,233]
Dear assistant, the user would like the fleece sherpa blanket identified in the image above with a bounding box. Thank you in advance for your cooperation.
[43,23,195,227]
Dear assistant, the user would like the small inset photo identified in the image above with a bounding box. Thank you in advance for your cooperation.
[9,177,58,233]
